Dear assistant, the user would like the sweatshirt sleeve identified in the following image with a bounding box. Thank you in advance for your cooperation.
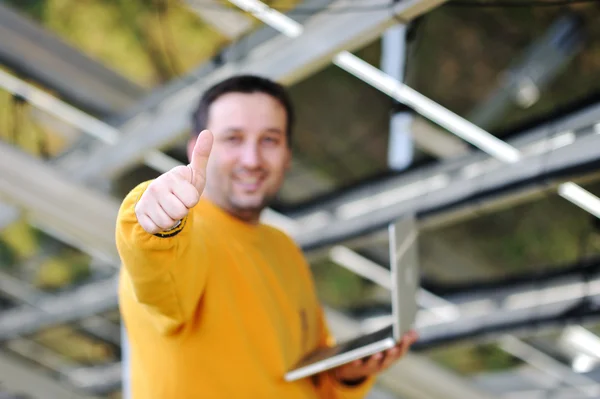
[313,309,376,399]
[116,181,210,335]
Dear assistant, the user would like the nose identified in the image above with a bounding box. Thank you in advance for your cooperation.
[239,141,261,169]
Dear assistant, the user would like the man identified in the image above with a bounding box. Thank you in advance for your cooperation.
[117,75,417,398]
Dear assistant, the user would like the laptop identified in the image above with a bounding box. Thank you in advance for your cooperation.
[285,215,419,381]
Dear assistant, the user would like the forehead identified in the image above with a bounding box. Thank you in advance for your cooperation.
[207,92,287,129]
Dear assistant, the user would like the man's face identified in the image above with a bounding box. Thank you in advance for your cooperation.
[189,92,291,222]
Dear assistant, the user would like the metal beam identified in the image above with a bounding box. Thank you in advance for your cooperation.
[102,0,337,127]
[429,256,600,303]
[411,116,469,158]
[291,105,600,251]
[60,0,447,182]
[4,337,121,396]
[0,277,118,341]
[0,350,95,399]
[377,352,497,399]
[468,14,583,128]
[497,336,600,398]
[381,24,468,162]
[401,14,583,160]
[70,309,497,399]
[6,271,597,396]
[183,0,253,39]
[291,98,600,225]
[324,308,498,399]
[329,48,600,248]
[472,366,600,399]
[1,101,599,338]
[0,140,120,264]
[0,268,120,346]
[61,363,122,396]
[330,243,600,396]
[2,236,598,343]
[0,203,19,230]
[0,2,144,117]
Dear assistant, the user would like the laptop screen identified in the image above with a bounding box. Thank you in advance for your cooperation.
[389,215,419,342]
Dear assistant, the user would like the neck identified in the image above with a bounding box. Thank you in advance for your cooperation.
[228,207,261,225]
[202,195,262,225]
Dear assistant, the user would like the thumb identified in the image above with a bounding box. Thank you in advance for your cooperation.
[188,129,214,190]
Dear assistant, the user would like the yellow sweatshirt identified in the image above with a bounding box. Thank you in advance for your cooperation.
[117,181,375,399]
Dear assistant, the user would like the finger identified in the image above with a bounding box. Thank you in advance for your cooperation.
[137,213,161,235]
[157,192,189,221]
[409,330,419,343]
[188,130,213,187]
[169,165,194,185]
[396,335,413,358]
[379,347,400,371]
[164,167,201,207]
[171,179,201,209]
[148,202,178,230]
[364,352,384,372]
[332,359,366,382]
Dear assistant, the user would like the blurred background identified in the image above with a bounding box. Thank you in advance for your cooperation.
[1,0,600,398]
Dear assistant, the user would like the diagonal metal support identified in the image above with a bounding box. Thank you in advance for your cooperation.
[0,350,97,399]
[323,307,499,399]
[294,126,600,251]
[0,140,120,264]
[1,101,599,339]
[0,268,120,345]
[0,2,144,117]
[0,277,118,341]
[0,202,19,230]
[58,0,447,182]
[330,244,600,396]
[183,0,253,39]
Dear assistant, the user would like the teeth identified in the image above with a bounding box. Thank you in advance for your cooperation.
[237,177,260,184]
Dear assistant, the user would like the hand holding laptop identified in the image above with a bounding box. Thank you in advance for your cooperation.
[285,216,421,382]
[331,329,418,384]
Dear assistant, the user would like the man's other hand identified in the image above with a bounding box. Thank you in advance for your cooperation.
[331,330,418,385]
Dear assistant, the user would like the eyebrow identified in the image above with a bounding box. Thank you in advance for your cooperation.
[264,128,284,135]
[222,127,284,134]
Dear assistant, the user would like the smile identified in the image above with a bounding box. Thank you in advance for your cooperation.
[233,176,265,192]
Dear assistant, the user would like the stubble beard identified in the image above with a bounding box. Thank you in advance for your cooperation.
[228,192,275,223]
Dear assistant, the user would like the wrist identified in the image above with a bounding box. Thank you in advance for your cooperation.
[162,219,182,232]
[154,218,186,238]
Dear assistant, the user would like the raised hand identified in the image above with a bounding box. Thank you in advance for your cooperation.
[135,130,214,234]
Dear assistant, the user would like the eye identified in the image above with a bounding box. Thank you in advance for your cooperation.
[225,135,242,144]
[262,136,280,145]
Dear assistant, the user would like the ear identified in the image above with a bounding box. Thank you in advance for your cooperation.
[186,136,197,163]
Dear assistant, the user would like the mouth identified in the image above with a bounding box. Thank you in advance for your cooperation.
[232,175,265,193]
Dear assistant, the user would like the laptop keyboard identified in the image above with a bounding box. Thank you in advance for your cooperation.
[337,324,394,352]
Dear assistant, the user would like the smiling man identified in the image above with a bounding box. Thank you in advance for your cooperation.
[117,75,417,399]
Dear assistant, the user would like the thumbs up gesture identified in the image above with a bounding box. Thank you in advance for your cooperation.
[135,130,214,234]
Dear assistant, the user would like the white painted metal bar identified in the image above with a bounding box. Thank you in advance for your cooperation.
[56,0,447,181]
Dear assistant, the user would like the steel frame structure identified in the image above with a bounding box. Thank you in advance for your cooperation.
[2,0,600,398]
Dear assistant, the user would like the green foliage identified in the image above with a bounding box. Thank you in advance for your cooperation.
[34,250,92,292]
[311,259,368,308]
[4,0,228,87]
[3,0,45,20]
[0,239,17,270]
[427,342,523,375]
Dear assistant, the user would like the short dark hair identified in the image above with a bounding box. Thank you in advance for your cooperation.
[191,75,295,145]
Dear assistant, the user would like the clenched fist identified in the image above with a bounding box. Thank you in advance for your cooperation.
[135,130,213,234]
